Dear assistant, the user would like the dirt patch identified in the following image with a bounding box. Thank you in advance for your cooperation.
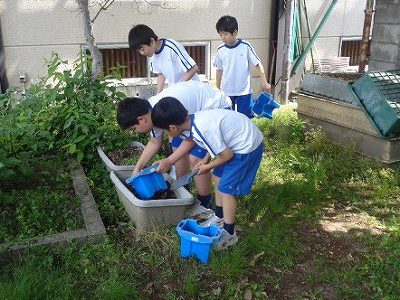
[319,72,363,81]
[107,147,143,165]
[276,207,386,299]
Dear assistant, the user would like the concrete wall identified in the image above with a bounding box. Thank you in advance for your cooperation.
[274,0,367,101]
[369,0,400,71]
[0,0,272,94]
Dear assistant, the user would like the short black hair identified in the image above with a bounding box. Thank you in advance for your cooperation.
[116,97,151,129]
[128,24,158,50]
[151,97,188,130]
[216,15,238,34]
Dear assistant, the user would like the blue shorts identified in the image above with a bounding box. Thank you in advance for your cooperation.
[230,94,253,118]
[213,142,264,196]
[171,136,208,159]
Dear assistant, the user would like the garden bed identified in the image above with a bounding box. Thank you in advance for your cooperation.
[0,156,106,259]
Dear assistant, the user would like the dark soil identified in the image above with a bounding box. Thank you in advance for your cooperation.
[319,72,363,81]
[107,147,143,165]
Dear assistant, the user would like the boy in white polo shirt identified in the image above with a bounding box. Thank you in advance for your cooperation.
[116,81,232,220]
[151,98,264,250]
[215,15,271,118]
[129,24,199,93]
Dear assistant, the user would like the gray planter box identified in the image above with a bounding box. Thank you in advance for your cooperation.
[97,141,145,172]
[110,169,194,233]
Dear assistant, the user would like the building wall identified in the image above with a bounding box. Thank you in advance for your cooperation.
[369,0,400,71]
[0,0,272,94]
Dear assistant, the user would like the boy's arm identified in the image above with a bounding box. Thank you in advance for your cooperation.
[156,138,196,173]
[197,148,233,175]
[156,74,166,93]
[216,70,223,89]
[180,65,199,82]
[255,63,272,93]
[132,136,163,175]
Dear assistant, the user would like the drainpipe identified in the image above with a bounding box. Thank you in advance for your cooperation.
[359,0,374,73]
[291,0,338,76]
[0,19,9,93]
[281,0,296,104]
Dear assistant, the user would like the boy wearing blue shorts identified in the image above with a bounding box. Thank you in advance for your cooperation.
[215,15,271,118]
[116,81,232,220]
[129,24,199,93]
[151,98,264,250]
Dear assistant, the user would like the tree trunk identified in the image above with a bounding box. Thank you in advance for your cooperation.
[77,0,103,76]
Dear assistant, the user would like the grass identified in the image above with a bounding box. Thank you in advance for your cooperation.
[1,107,400,299]
[0,156,83,244]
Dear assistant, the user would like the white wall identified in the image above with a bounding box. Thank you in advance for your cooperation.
[0,0,272,93]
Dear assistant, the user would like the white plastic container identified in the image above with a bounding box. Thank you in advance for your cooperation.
[97,141,145,172]
[110,169,194,233]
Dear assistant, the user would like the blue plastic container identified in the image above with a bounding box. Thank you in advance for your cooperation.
[125,165,168,200]
[251,92,280,119]
[176,219,222,263]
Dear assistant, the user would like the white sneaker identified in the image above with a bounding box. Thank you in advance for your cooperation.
[186,201,215,220]
[200,216,224,228]
[214,229,238,251]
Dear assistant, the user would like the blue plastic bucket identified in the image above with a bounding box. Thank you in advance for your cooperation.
[176,219,222,263]
[125,165,168,200]
[251,92,280,119]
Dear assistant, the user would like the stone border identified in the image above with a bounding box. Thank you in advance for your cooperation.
[0,162,106,262]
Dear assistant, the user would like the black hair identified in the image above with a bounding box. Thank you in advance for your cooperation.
[151,97,188,130]
[128,24,158,50]
[116,97,151,129]
[216,15,238,34]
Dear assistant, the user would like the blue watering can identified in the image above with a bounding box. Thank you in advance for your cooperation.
[251,92,280,119]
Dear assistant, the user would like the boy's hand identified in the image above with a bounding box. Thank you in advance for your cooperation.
[197,164,211,175]
[261,79,272,93]
[155,157,173,173]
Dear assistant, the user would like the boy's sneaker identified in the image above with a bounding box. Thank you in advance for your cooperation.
[186,201,215,220]
[200,216,224,228]
[214,229,238,251]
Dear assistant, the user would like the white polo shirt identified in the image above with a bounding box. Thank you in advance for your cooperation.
[214,39,261,96]
[148,81,232,138]
[150,38,200,85]
[189,109,264,158]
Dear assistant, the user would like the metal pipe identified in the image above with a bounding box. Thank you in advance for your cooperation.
[359,0,374,73]
[291,0,339,76]
[281,0,296,104]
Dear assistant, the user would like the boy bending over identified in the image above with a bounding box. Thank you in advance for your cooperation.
[116,81,232,220]
[151,98,264,250]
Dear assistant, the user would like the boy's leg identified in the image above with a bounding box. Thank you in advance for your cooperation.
[171,146,190,178]
[200,175,224,227]
[236,94,253,118]
[185,148,214,220]
[214,192,238,250]
[190,155,212,204]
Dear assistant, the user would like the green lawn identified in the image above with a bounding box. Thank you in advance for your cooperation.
[1,107,400,299]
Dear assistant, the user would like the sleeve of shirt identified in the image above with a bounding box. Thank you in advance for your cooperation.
[214,50,223,70]
[171,41,196,70]
[150,57,161,75]
[150,127,164,139]
[247,43,262,66]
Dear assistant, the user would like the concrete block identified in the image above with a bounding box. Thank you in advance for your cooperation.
[296,93,377,135]
[299,114,400,164]
[370,42,399,63]
[368,58,399,71]
[372,24,400,45]
[374,3,400,23]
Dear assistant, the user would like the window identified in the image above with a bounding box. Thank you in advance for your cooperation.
[340,38,371,66]
[88,41,210,80]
